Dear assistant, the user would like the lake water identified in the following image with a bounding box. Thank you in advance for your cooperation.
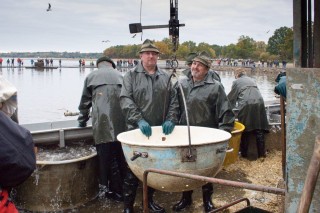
[2,58,280,212]
[0,58,278,124]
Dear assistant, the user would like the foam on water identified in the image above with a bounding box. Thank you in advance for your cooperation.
[36,144,96,161]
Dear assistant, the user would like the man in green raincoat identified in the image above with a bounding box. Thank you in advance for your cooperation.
[172,51,235,212]
[120,39,179,213]
[227,69,269,158]
[77,56,126,202]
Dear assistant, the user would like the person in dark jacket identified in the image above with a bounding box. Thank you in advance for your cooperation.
[274,76,286,99]
[172,51,235,212]
[227,69,269,158]
[274,70,286,99]
[77,56,126,202]
[275,70,286,83]
[120,39,179,213]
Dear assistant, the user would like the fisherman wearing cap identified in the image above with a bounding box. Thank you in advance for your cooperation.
[173,51,235,212]
[77,56,127,202]
[120,39,179,213]
[182,51,221,83]
[228,68,269,158]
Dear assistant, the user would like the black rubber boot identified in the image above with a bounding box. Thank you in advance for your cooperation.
[123,169,139,213]
[107,157,124,202]
[123,203,134,213]
[148,187,166,213]
[256,130,266,158]
[240,132,250,158]
[202,183,215,213]
[172,190,193,212]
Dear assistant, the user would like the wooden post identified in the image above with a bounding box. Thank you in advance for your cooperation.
[280,96,286,178]
[297,135,320,213]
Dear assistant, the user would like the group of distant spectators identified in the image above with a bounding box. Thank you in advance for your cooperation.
[215,58,288,68]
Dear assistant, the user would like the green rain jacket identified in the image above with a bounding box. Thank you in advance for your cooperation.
[120,63,179,130]
[176,73,235,132]
[78,65,126,144]
[227,75,269,132]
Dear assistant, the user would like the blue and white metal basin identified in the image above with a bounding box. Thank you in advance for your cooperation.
[117,126,231,192]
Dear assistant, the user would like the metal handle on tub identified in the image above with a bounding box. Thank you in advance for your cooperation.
[216,147,233,154]
[131,151,148,161]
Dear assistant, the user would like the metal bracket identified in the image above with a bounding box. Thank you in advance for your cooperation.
[131,151,149,161]
[216,146,228,154]
[181,148,197,162]
[59,129,65,148]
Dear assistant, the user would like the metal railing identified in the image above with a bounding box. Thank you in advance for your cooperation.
[142,168,285,213]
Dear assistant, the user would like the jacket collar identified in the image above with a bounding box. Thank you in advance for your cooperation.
[135,62,162,76]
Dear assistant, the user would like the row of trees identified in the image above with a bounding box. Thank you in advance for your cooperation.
[0,26,293,62]
[104,26,293,62]
[0,51,103,59]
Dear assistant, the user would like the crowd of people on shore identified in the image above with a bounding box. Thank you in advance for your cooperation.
[215,58,288,68]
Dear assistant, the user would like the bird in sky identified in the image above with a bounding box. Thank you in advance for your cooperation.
[132,34,137,38]
[47,3,52,11]
[102,40,110,42]
[266,30,270,33]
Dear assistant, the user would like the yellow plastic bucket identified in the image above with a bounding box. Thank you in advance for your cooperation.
[223,121,245,166]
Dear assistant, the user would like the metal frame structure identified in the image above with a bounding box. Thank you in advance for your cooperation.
[293,0,320,68]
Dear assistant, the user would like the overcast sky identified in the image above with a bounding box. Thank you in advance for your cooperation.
[0,0,293,53]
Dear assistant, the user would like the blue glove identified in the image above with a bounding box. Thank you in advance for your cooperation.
[138,119,152,137]
[162,120,175,135]
[78,122,87,127]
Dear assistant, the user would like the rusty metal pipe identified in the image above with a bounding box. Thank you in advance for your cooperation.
[210,198,250,212]
[142,168,285,213]
[297,135,320,213]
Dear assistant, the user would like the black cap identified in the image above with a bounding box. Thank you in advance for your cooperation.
[96,56,116,69]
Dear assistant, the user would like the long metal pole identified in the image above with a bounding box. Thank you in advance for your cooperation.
[142,168,286,212]
[280,96,286,179]
[307,0,313,67]
[314,0,320,67]
[297,135,320,213]
[301,0,308,67]
[293,0,302,67]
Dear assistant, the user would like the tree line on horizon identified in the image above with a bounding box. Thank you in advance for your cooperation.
[104,26,293,62]
[1,26,293,62]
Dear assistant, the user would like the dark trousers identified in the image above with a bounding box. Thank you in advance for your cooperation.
[96,142,127,193]
[240,130,265,158]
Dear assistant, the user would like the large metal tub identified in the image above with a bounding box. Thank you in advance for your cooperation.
[117,126,231,192]
[14,148,99,212]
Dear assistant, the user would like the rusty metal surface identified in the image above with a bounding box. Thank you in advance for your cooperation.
[286,68,320,212]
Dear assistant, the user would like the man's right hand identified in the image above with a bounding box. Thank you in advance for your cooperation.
[138,119,152,137]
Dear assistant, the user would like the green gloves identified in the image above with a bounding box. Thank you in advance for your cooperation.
[162,120,175,135]
[138,119,152,137]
